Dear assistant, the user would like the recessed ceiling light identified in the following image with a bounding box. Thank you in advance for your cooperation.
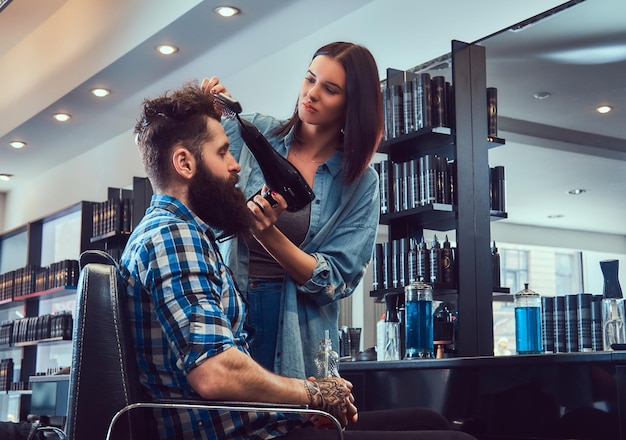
[567,188,587,195]
[156,45,178,55]
[0,174,13,181]
[533,91,551,100]
[596,105,613,114]
[91,88,110,97]
[215,6,241,17]
[9,141,26,149]
[53,113,71,122]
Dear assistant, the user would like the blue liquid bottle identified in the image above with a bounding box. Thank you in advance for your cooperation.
[404,280,434,359]
[514,283,543,354]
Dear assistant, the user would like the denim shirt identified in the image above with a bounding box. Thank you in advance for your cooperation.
[218,113,380,378]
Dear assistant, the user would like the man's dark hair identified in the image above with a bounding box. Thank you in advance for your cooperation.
[134,82,220,190]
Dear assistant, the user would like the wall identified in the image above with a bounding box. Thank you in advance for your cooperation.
[0,192,4,233]
[4,130,144,229]
[3,0,592,353]
[492,222,626,257]
[1,0,565,230]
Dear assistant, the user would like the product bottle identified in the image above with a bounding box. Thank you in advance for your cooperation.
[407,238,418,284]
[491,241,501,288]
[514,283,542,354]
[416,237,429,282]
[382,293,401,361]
[433,302,454,358]
[441,235,454,285]
[404,280,434,359]
[376,313,386,361]
[315,330,339,378]
[600,259,625,350]
[429,235,441,284]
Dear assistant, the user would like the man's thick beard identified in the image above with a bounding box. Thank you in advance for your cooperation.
[188,164,254,238]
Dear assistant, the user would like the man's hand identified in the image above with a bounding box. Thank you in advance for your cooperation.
[304,377,358,428]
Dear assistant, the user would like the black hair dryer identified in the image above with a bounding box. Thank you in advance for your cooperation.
[237,118,315,212]
[215,93,315,212]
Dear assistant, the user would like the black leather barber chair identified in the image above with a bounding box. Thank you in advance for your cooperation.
[33,249,342,439]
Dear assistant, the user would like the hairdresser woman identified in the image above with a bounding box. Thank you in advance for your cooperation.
[201,41,383,379]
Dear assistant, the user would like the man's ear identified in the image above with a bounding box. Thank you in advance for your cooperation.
[172,145,196,180]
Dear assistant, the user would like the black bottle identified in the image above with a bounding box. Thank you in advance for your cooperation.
[491,241,501,288]
[490,166,506,212]
[433,302,455,358]
[441,235,454,286]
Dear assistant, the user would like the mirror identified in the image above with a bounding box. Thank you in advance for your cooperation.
[384,0,626,241]
[472,0,626,353]
[475,0,626,238]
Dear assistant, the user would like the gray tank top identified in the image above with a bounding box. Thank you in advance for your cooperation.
[246,203,311,280]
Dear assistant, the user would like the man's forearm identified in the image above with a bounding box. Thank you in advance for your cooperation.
[186,347,354,426]
[187,347,307,403]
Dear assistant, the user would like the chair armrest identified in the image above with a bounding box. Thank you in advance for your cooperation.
[30,426,68,440]
[153,398,309,410]
[107,400,344,440]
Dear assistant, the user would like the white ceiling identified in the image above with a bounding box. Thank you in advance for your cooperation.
[0,0,624,237]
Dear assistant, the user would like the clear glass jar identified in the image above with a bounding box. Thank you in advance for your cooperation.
[314,330,339,378]
[514,283,542,354]
[404,281,434,359]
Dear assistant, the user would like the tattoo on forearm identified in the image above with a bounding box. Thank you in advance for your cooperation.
[303,379,347,422]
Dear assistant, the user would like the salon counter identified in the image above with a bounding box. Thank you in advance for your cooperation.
[339,352,626,440]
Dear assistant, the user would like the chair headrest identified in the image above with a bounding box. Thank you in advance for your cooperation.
[79,250,118,270]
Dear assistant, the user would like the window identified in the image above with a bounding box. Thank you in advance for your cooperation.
[0,228,27,274]
[493,244,588,355]
[555,252,583,295]
[501,248,529,292]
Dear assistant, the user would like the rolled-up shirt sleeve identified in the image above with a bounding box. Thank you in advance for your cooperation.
[299,170,380,306]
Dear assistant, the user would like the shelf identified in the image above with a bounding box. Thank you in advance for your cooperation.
[382,205,506,231]
[370,283,458,302]
[372,287,512,303]
[493,287,513,302]
[7,390,32,396]
[381,203,456,231]
[12,286,76,303]
[379,127,455,162]
[489,210,508,221]
[13,336,71,348]
[372,43,505,357]
[487,136,506,147]
[90,230,130,243]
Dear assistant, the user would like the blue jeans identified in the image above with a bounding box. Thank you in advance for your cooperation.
[246,279,283,371]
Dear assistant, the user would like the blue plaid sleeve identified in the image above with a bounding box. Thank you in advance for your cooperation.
[143,221,247,372]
